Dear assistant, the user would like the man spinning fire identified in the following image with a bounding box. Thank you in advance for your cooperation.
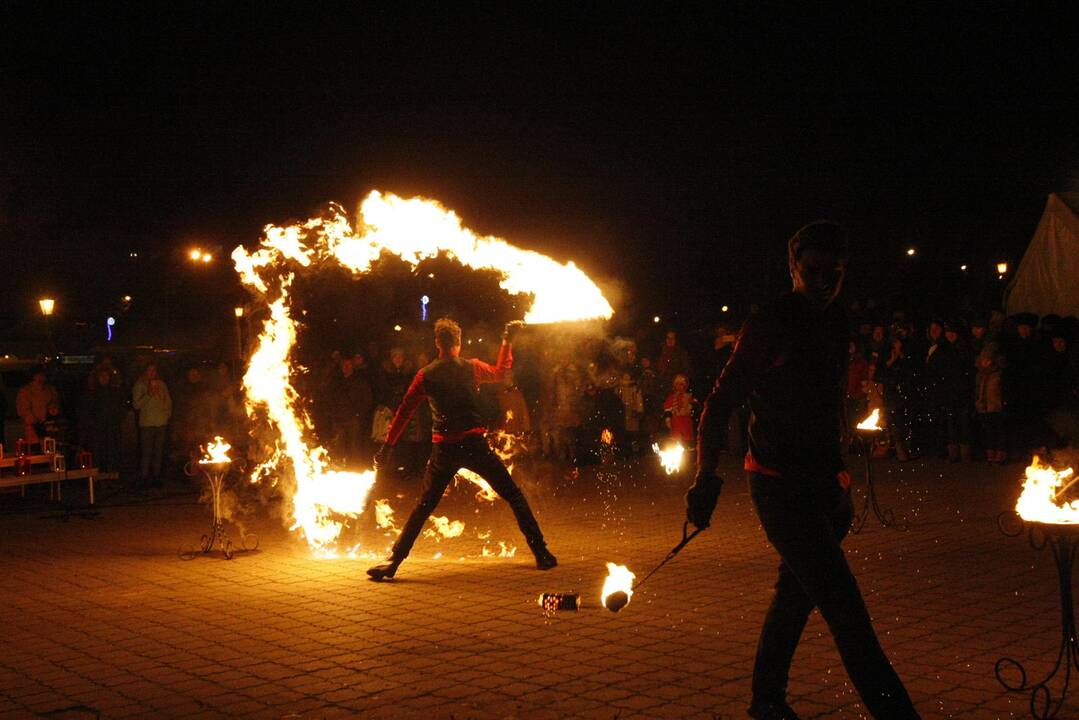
[688,222,920,720]
[367,318,557,581]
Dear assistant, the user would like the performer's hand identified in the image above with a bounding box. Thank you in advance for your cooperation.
[686,470,722,530]
[373,444,391,472]
[502,320,525,343]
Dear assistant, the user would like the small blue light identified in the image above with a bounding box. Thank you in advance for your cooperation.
[420,295,430,321]
[106,316,115,342]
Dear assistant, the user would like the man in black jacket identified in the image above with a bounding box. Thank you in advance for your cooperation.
[367,318,556,581]
[688,222,919,720]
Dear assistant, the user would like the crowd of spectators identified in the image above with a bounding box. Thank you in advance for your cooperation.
[8,303,1078,491]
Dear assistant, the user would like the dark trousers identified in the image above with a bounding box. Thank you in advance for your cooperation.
[749,472,918,719]
[139,425,167,483]
[392,435,547,562]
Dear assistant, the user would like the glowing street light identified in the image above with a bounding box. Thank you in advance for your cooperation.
[653,315,661,324]
[906,247,916,257]
[721,305,729,313]
[234,307,244,318]
[201,252,213,263]
[960,265,968,272]
[122,294,133,302]
[38,298,56,354]
[189,248,203,261]
[393,324,403,332]
[997,262,1009,275]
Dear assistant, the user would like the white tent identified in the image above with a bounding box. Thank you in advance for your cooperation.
[1005,192,1079,319]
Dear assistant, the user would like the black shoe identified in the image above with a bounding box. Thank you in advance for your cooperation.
[533,547,558,570]
[748,699,801,720]
[366,560,400,581]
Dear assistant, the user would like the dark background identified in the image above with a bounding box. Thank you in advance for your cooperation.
[2,2,1077,350]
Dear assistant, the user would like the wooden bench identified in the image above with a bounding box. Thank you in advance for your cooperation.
[0,455,119,504]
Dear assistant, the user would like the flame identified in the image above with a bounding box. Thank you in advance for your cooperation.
[482,541,517,558]
[601,562,636,608]
[601,428,614,445]
[374,499,400,534]
[233,192,611,554]
[199,436,232,465]
[456,469,499,502]
[856,408,883,432]
[424,516,465,540]
[1016,456,1079,524]
[651,442,685,475]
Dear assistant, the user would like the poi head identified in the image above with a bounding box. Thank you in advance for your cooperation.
[604,590,630,613]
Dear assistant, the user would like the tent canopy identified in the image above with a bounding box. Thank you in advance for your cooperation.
[1005,193,1079,319]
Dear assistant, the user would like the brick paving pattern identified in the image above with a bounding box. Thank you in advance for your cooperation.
[0,452,1065,718]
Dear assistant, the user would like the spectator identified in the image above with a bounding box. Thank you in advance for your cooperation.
[1004,313,1047,458]
[16,366,61,447]
[877,337,915,462]
[656,330,691,388]
[663,373,696,447]
[845,339,869,445]
[637,356,663,444]
[942,322,974,463]
[616,371,644,454]
[80,367,125,473]
[330,357,374,465]
[172,366,212,467]
[133,362,171,488]
[551,360,582,463]
[975,342,1006,463]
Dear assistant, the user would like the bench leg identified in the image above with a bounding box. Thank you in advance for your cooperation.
[89,477,95,505]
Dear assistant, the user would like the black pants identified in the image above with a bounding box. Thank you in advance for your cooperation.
[749,472,918,719]
[391,435,547,562]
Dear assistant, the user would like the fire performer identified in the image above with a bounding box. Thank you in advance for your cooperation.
[367,318,557,580]
[687,222,920,720]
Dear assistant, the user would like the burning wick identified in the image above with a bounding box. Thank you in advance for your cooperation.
[1016,456,1079,524]
[601,562,636,613]
[652,442,685,475]
[600,428,613,446]
[199,436,232,465]
[856,408,883,432]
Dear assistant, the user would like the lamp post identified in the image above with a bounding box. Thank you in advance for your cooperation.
[38,298,55,355]
[234,307,244,360]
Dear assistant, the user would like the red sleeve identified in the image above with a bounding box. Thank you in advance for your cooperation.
[472,341,513,384]
[385,371,427,446]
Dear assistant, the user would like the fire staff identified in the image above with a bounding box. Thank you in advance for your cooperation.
[367,318,557,581]
[688,222,920,720]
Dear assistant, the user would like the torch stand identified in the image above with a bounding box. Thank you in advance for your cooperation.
[851,429,909,533]
[181,459,257,560]
[997,517,1079,719]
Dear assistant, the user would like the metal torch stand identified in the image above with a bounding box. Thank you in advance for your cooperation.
[997,518,1079,719]
[181,460,257,560]
[851,430,909,533]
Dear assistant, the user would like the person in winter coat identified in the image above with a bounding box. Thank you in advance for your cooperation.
[664,374,697,447]
[975,343,1006,463]
[80,367,125,473]
[133,362,172,488]
[16,367,61,447]
[616,371,644,454]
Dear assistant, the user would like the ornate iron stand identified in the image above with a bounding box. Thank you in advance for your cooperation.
[997,516,1079,719]
[851,428,909,533]
[181,458,257,560]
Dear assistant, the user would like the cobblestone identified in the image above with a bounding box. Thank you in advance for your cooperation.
[0,454,1066,717]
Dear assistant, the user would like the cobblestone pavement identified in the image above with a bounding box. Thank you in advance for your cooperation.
[0,450,1070,719]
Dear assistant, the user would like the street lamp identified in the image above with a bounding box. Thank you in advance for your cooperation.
[234,307,245,360]
[38,298,55,354]
[906,247,916,257]
[997,262,1009,275]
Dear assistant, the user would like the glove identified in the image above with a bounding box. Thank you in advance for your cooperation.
[502,320,525,343]
[373,444,391,472]
[685,469,722,530]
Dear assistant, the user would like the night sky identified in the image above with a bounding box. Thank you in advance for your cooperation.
[2,3,1076,341]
